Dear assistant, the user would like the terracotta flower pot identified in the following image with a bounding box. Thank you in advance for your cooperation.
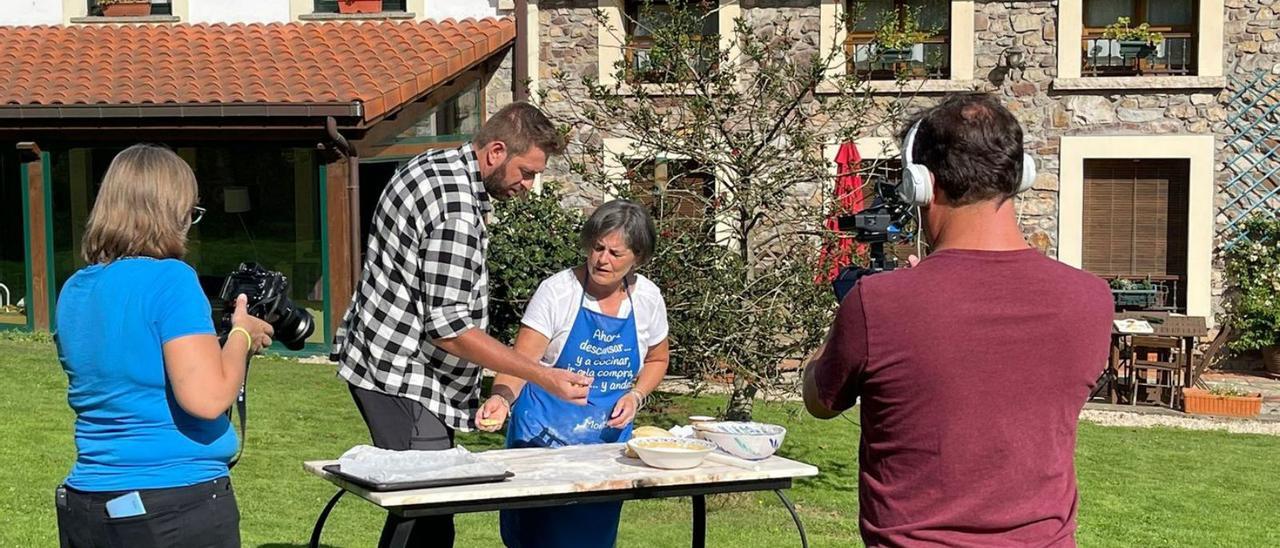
[1183,388,1262,417]
[338,0,383,14]
[101,1,152,17]
[1263,346,1280,375]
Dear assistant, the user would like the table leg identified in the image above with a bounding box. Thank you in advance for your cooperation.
[309,489,346,548]
[1109,342,1120,404]
[386,517,416,548]
[692,494,706,548]
[775,489,809,548]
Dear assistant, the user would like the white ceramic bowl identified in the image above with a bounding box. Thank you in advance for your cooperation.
[693,421,787,461]
[626,437,716,469]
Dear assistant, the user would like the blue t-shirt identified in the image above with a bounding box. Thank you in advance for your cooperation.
[55,257,236,492]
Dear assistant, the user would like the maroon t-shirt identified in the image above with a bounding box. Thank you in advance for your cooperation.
[812,248,1113,547]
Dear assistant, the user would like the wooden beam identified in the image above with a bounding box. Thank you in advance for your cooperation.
[17,142,50,331]
[325,155,354,338]
[352,69,486,158]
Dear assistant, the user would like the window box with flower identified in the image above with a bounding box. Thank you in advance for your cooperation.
[97,0,152,17]
[1223,214,1280,374]
[870,7,932,65]
[1101,16,1164,59]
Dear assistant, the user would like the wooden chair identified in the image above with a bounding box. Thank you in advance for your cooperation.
[1192,324,1233,390]
[1129,335,1183,409]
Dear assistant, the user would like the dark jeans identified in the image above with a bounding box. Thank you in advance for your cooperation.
[349,384,457,548]
[55,476,238,548]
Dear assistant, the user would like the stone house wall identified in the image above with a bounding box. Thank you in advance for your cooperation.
[516,0,1280,320]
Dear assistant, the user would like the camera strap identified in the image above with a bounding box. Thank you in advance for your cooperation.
[228,357,250,470]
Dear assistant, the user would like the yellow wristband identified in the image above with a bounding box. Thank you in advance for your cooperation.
[229,327,253,349]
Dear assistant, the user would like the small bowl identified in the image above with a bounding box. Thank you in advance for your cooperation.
[626,437,716,469]
[688,415,717,425]
[693,421,787,461]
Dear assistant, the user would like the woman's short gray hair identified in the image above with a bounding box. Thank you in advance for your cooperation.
[580,199,657,265]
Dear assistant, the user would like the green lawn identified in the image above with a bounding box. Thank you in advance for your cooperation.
[2,337,1277,547]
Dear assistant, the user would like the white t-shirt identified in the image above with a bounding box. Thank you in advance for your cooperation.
[520,268,669,368]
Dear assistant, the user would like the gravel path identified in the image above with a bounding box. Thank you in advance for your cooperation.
[1080,409,1280,436]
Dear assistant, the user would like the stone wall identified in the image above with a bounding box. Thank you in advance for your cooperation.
[521,0,1280,318]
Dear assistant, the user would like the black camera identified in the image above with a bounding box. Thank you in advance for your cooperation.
[831,180,917,302]
[218,262,315,351]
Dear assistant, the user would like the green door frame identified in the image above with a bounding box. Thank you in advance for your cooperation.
[7,153,53,332]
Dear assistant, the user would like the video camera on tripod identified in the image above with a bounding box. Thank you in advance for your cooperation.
[831,179,917,302]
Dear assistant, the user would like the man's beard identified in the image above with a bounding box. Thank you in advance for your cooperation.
[482,158,512,198]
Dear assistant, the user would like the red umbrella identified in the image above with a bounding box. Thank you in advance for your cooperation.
[817,141,867,284]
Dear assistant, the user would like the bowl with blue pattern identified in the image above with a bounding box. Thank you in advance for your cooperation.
[692,421,787,460]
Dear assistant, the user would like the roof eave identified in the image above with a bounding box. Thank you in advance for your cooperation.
[0,101,365,122]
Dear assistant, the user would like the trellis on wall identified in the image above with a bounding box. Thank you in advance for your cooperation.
[1220,68,1280,249]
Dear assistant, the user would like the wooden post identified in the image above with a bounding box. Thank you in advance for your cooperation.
[325,154,354,338]
[17,142,50,331]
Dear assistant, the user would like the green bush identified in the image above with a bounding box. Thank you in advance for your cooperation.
[1223,214,1280,353]
[486,183,583,344]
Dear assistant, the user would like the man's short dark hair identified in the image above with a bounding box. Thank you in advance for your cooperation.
[899,93,1026,205]
[474,102,565,157]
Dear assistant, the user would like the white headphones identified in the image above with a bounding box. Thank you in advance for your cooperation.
[897,120,1037,207]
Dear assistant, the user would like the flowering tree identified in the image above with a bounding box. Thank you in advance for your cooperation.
[539,1,914,419]
[1223,214,1280,354]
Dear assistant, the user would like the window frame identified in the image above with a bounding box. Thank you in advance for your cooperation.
[1054,0,1224,86]
[622,1,720,84]
[310,0,407,13]
[843,0,953,81]
[1080,0,1199,77]
[596,0,741,93]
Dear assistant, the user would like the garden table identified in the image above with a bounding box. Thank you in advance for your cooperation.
[1104,312,1209,405]
[304,443,820,548]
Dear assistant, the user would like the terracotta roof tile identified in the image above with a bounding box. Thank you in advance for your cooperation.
[0,18,515,122]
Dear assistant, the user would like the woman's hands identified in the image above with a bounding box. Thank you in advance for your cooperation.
[607,390,642,428]
[477,394,511,432]
[229,294,274,354]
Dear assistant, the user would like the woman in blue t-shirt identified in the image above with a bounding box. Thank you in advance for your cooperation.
[53,144,274,548]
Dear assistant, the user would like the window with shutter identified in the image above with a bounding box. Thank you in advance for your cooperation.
[626,158,716,240]
[1082,158,1189,310]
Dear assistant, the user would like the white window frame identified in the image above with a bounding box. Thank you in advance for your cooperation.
[1058,135,1215,322]
[602,137,733,244]
[1054,0,1225,90]
[67,0,185,23]
[596,0,741,94]
[818,0,977,93]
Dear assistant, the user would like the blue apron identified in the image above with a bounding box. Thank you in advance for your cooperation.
[500,278,642,548]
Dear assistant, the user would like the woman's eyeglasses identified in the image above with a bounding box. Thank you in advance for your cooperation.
[191,206,206,225]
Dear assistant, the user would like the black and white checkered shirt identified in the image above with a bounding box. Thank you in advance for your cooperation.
[331,144,491,432]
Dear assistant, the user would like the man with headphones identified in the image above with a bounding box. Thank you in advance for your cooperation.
[803,93,1113,546]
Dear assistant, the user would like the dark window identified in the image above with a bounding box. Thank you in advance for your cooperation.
[313,0,407,13]
[0,148,28,328]
[624,1,719,84]
[88,1,173,16]
[49,146,328,346]
[626,158,716,239]
[846,0,951,80]
[1083,158,1190,311]
[1081,0,1197,77]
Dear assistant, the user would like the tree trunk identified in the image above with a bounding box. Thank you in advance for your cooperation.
[725,375,757,421]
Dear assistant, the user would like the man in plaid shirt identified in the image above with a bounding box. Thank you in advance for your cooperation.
[331,102,590,547]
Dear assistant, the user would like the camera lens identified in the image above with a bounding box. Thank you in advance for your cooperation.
[273,301,315,351]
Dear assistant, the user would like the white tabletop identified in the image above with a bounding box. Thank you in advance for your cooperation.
[304,443,819,509]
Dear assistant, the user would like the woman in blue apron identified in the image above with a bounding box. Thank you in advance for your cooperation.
[478,200,671,548]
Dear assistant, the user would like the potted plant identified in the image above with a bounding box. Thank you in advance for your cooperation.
[1223,214,1280,374]
[1102,17,1164,58]
[1109,278,1159,310]
[338,0,383,14]
[98,0,152,17]
[872,8,930,63]
[1183,385,1263,417]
